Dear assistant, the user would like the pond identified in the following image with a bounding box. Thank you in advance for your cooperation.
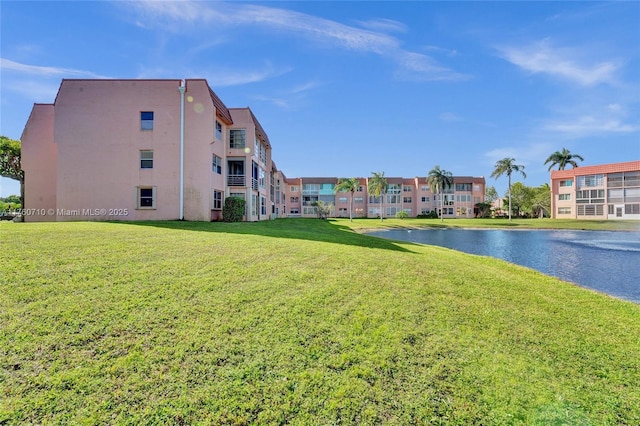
[368,228,640,304]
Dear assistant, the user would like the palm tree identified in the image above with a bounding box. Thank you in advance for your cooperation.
[544,148,584,171]
[490,157,526,221]
[368,172,388,222]
[334,177,359,222]
[427,165,453,222]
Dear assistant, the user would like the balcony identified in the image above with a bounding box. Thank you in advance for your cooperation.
[228,174,245,187]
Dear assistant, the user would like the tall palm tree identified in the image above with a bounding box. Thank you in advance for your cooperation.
[427,165,453,222]
[368,171,388,222]
[334,177,359,222]
[544,148,584,171]
[490,157,526,221]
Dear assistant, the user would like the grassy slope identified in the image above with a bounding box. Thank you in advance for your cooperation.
[1,219,639,425]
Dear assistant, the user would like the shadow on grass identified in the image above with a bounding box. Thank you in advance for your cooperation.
[120,218,418,253]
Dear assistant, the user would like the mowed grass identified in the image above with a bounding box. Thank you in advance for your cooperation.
[334,217,640,233]
[1,219,639,425]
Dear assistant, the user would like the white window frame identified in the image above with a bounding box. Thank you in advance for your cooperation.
[141,111,154,131]
[136,186,156,209]
[212,190,223,210]
[140,150,154,169]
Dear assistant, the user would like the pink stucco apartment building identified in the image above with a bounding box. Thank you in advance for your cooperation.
[21,78,485,222]
[21,79,286,221]
[285,176,485,219]
[550,161,640,220]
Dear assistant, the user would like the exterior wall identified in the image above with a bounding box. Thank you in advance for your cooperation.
[53,79,183,221]
[288,175,486,219]
[550,161,640,220]
[334,178,367,218]
[286,178,302,216]
[183,79,231,221]
[21,104,56,222]
[227,108,273,221]
[272,167,287,218]
[298,177,338,218]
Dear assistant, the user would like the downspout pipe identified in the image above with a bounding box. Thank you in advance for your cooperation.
[179,80,186,220]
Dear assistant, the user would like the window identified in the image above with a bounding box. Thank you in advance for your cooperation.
[261,196,267,216]
[455,183,472,191]
[403,186,412,192]
[215,121,222,140]
[255,140,267,163]
[387,194,400,204]
[456,194,471,202]
[625,204,640,214]
[577,174,603,188]
[229,129,246,149]
[576,189,605,204]
[577,204,604,216]
[558,207,571,215]
[559,180,573,187]
[303,184,320,194]
[338,197,348,203]
[354,197,364,203]
[421,196,430,203]
[420,185,429,192]
[290,208,300,215]
[403,197,412,203]
[212,190,223,210]
[140,150,153,169]
[387,184,401,194]
[607,174,623,188]
[290,186,299,192]
[558,194,571,201]
[290,196,299,203]
[141,111,154,130]
[212,155,222,174]
[137,186,156,209]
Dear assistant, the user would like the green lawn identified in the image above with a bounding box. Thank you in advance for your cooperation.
[334,217,640,233]
[1,219,639,424]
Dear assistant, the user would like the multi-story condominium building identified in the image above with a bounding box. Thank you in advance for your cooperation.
[285,176,486,219]
[20,78,484,222]
[20,79,286,222]
[550,161,640,220]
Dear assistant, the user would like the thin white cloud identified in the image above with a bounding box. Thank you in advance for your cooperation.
[498,39,619,86]
[394,51,470,81]
[290,80,322,94]
[0,58,108,78]
[125,1,467,82]
[355,18,408,33]
[485,143,553,168]
[545,116,638,135]
[136,62,292,87]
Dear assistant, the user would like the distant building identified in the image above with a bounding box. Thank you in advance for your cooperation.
[286,176,485,219]
[550,161,640,220]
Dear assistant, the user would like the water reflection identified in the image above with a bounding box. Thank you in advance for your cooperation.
[369,229,640,303]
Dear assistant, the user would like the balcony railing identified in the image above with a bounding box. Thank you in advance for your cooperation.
[228,174,245,186]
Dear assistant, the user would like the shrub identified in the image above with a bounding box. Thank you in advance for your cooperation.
[222,197,246,222]
[395,211,409,219]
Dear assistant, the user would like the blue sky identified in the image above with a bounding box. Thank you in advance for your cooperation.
[1,1,639,198]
